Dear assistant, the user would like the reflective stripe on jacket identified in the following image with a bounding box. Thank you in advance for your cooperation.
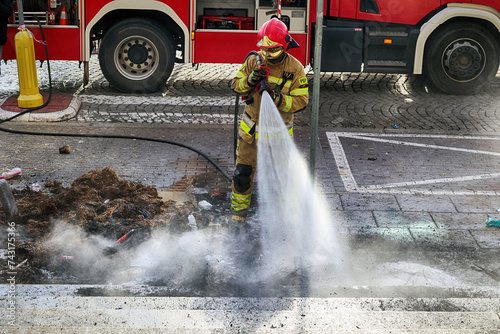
[240,112,293,139]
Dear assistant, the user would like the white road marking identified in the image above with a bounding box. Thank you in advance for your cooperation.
[346,134,500,157]
[326,132,500,196]
[328,133,359,192]
[362,173,500,189]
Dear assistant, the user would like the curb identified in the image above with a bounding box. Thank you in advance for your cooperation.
[0,94,81,122]
[2,284,500,298]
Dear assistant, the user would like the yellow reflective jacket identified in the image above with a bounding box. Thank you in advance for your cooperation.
[232,51,309,144]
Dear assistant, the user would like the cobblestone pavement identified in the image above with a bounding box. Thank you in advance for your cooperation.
[2,57,500,130]
[1,57,500,292]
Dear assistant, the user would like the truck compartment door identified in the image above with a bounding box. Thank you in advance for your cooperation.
[363,26,419,74]
[319,21,363,72]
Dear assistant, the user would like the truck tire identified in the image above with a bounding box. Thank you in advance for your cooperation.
[99,18,175,93]
[424,22,499,95]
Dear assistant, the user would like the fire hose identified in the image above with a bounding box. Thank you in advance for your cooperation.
[0,17,232,182]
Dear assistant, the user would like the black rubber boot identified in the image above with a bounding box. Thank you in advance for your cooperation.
[228,210,251,235]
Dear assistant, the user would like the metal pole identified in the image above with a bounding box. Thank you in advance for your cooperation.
[17,0,25,25]
[234,93,240,163]
[310,0,324,177]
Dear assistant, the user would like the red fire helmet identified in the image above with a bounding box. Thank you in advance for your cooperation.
[257,18,300,51]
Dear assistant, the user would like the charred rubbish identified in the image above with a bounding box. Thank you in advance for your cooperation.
[0,167,186,283]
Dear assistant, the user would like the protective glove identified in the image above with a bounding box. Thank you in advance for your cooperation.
[258,80,281,101]
[258,80,273,97]
[248,66,269,86]
[260,82,283,108]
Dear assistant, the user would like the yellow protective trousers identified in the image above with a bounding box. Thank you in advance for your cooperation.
[231,138,257,214]
[230,122,293,214]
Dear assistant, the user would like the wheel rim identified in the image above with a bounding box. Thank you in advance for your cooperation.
[442,38,486,82]
[114,35,159,81]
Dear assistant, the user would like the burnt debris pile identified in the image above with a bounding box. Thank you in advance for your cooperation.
[0,167,179,283]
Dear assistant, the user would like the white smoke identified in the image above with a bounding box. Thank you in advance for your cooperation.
[129,228,237,287]
[40,221,252,291]
[40,222,127,282]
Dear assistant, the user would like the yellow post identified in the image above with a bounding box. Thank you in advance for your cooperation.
[15,28,43,108]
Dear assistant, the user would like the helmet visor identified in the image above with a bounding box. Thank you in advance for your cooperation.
[257,35,280,48]
[261,46,284,59]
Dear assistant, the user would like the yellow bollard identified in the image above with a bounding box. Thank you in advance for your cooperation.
[15,28,43,108]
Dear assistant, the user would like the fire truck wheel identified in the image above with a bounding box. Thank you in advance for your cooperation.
[424,22,499,95]
[99,19,175,93]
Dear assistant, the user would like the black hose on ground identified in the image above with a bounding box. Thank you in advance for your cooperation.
[0,18,232,182]
[0,126,232,181]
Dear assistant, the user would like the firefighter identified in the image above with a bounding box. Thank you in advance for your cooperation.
[230,18,309,224]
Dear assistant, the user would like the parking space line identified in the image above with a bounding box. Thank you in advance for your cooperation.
[347,134,500,157]
[327,132,359,192]
[362,173,500,190]
[326,132,500,195]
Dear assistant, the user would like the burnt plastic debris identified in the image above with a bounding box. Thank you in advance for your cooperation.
[102,229,136,256]
[199,200,213,210]
[486,218,500,227]
[188,214,198,230]
[59,145,71,154]
[117,229,136,243]
[1,167,21,180]
[31,183,42,192]
[136,207,151,219]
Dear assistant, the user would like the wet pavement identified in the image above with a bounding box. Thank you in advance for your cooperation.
[1,57,500,331]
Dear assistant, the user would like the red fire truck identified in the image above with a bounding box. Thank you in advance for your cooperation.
[4,0,500,94]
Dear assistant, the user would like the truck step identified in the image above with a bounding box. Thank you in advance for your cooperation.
[369,30,409,37]
[366,60,407,67]
[364,60,408,73]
